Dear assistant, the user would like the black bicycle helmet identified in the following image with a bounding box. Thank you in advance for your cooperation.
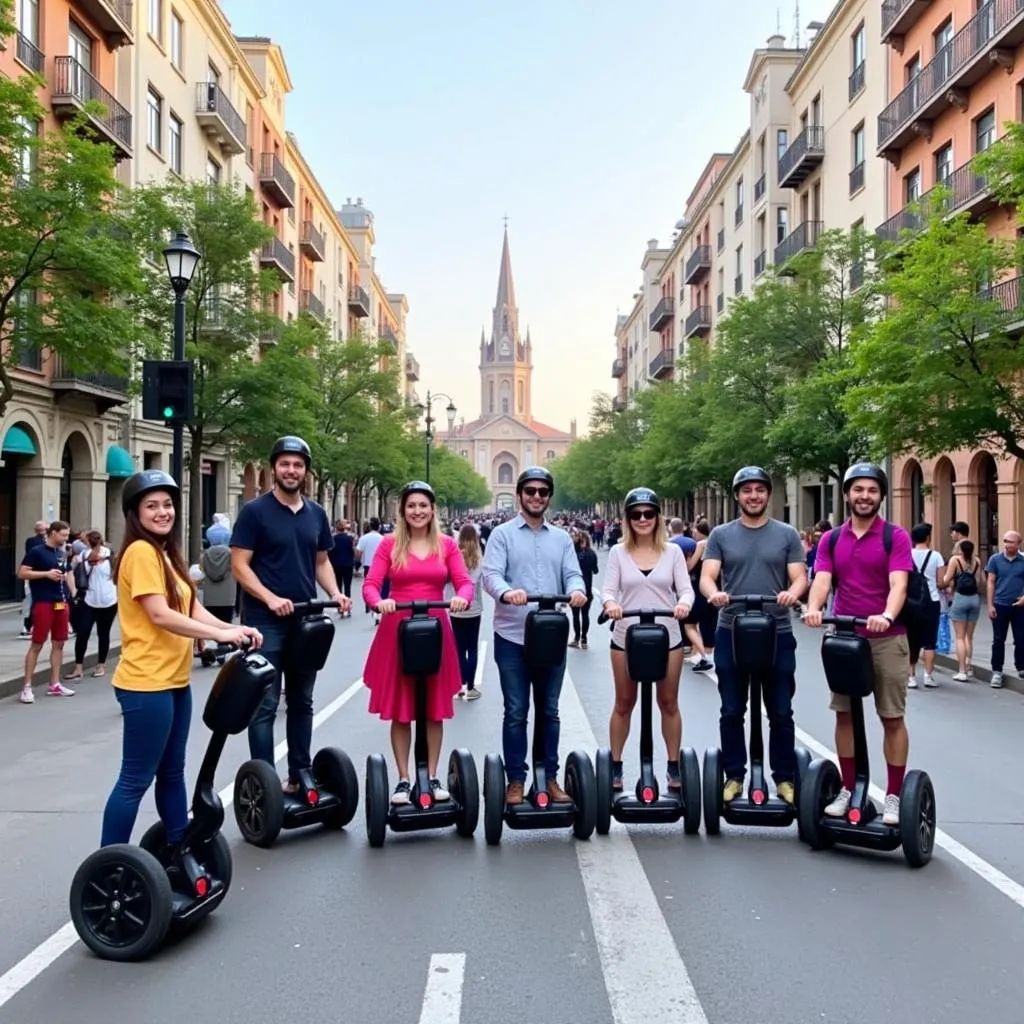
[732,466,773,494]
[269,435,311,468]
[516,466,554,494]
[400,480,435,504]
[842,462,888,499]
[623,486,660,511]
[121,470,180,517]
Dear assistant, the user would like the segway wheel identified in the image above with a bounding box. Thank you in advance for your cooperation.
[233,759,285,848]
[899,770,936,868]
[483,753,505,846]
[449,748,480,838]
[313,747,360,830]
[798,759,840,851]
[680,747,702,836]
[566,750,597,840]
[702,748,724,836]
[595,748,613,836]
[794,746,812,809]
[70,845,173,962]
[365,754,389,849]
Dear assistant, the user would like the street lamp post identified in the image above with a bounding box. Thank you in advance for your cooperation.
[162,230,201,493]
[421,390,457,484]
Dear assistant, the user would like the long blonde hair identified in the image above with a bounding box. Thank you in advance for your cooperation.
[458,523,482,570]
[623,505,666,555]
[391,494,443,567]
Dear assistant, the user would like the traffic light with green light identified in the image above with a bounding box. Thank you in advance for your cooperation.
[142,360,194,424]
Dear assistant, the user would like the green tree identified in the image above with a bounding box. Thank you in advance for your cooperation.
[428,446,491,514]
[0,0,143,415]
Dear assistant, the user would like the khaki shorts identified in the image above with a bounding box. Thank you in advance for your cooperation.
[829,633,909,720]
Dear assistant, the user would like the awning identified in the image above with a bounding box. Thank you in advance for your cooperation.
[105,445,134,478]
[1,425,36,456]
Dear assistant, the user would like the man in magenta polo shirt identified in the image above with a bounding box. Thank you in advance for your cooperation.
[805,463,912,827]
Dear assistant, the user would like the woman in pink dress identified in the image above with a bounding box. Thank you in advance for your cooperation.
[362,481,474,806]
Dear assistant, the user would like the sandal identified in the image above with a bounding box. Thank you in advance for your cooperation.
[91,666,106,677]
[63,671,84,681]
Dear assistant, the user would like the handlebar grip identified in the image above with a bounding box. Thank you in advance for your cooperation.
[598,607,677,625]
[729,594,783,604]
[291,600,340,614]
[391,600,455,611]
[821,615,872,628]
[523,594,573,603]
[597,611,609,625]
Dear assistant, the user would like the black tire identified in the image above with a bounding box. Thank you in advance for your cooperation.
[70,845,173,962]
[899,770,936,868]
[566,750,596,840]
[313,747,359,830]
[794,746,812,810]
[798,759,840,851]
[680,747,702,836]
[702,748,724,836]
[233,759,284,848]
[365,754,389,849]
[483,753,505,846]
[449,749,480,838]
[595,748,613,836]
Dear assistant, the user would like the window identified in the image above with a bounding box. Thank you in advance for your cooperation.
[12,289,40,370]
[776,206,789,244]
[904,167,921,203]
[851,23,865,69]
[934,142,953,185]
[776,129,788,162]
[15,115,38,184]
[169,11,182,69]
[207,62,220,86]
[905,55,921,106]
[148,0,162,41]
[68,20,92,72]
[146,87,162,152]
[852,124,865,168]
[168,113,182,174]
[975,107,996,153]
[497,463,514,485]
[206,155,220,184]
[17,0,39,43]
[735,244,743,276]
[811,93,821,126]
[736,178,744,207]
[934,19,953,81]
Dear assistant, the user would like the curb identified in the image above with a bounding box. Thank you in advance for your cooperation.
[0,643,123,701]
[933,651,1024,695]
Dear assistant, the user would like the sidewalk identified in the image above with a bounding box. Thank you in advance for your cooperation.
[0,603,122,700]
[930,612,1024,693]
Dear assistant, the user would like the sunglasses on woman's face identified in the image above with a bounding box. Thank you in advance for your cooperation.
[522,487,550,498]
[628,509,657,521]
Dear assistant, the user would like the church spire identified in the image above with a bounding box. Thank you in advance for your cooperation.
[495,225,516,313]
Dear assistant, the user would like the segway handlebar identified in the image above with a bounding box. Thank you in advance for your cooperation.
[523,594,573,604]
[208,637,254,656]
[821,615,871,630]
[727,594,784,605]
[597,607,676,625]
[291,600,340,614]
[391,600,457,611]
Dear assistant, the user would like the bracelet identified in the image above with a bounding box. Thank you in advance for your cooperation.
[881,613,894,624]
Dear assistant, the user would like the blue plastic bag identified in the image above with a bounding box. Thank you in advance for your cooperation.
[937,610,952,655]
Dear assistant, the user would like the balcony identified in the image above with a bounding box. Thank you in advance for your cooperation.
[774,220,823,272]
[379,323,398,353]
[258,236,295,282]
[648,295,675,332]
[882,0,933,45]
[300,290,325,321]
[684,305,712,338]
[983,274,1024,325]
[779,125,825,189]
[754,173,766,204]
[405,353,420,381]
[299,221,325,262]
[258,152,295,208]
[75,0,132,47]
[849,161,866,195]
[15,32,44,74]
[849,61,866,100]
[50,355,127,412]
[195,82,246,156]
[648,348,675,380]
[878,1,1024,156]
[685,245,712,284]
[754,250,767,278]
[348,284,370,317]
[717,227,725,253]
[199,295,228,332]
[612,395,626,413]
[611,356,625,378]
[50,57,132,160]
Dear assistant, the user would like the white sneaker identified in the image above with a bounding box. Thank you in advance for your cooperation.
[991,672,1004,689]
[19,686,34,704]
[923,673,938,688]
[952,672,968,682]
[907,675,918,689]
[882,793,900,826]
[17,630,32,641]
[463,687,481,701]
[824,787,851,818]
[47,682,75,697]
[430,777,450,802]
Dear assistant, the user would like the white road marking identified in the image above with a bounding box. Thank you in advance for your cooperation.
[561,670,710,1024]
[0,675,366,1012]
[417,953,466,1024]
[473,640,487,691]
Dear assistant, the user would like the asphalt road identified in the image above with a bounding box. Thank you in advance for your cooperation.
[2,582,1024,1023]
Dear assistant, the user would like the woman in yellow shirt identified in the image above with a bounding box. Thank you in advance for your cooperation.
[101,471,261,848]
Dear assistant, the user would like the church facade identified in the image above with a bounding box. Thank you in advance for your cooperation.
[440,229,575,512]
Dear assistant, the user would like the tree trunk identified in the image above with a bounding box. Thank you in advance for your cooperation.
[188,426,205,563]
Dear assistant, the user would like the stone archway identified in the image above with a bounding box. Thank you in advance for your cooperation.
[901,458,924,526]
[969,451,1000,560]
[492,450,518,488]
[59,429,95,531]
[932,456,957,556]
[242,463,257,502]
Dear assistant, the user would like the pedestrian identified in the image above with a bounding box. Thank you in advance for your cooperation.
[570,530,598,649]
[689,519,718,662]
[907,522,944,690]
[330,519,356,614]
[100,471,261,847]
[199,519,235,625]
[357,518,384,620]
[601,487,693,794]
[949,520,970,557]
[449,523,484,700]
[66,530,118,680]
[482,467,587,807]
[941,538,984,681]
[18,520,48,640]
[17,520,76,703]
[983,531,1024,689]
[362,481,473,805]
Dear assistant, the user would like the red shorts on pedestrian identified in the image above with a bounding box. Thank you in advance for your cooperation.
[32,601,70,644]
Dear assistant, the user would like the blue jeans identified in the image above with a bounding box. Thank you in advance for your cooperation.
[493,633,566,783]
[247,619,316,782]
[101,686,192,846]
[714,627,797,784]
[991,603,1024,673]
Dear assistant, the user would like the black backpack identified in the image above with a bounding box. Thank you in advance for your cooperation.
[827,522,933,628]
[954,558,979,596]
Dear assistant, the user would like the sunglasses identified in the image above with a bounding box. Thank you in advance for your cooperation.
[522,487,550,498]
[628,509,658,521]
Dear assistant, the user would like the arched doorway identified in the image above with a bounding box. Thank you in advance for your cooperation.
[932,457,956,556]
[497,462,514,486]
[0,420,43,601]
[242,463,257,502]
[59,430,94,530]
[903,459,925,525]
[976,453,999,560]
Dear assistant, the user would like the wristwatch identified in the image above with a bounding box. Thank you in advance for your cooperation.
[881,613,894,624]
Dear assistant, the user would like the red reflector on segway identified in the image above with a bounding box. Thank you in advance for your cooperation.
[848,807,861,824]
[307,789,319,805]
[195,877,209,897]
[419,792,432,809]
[536,792,550,808]
[641,786,655,803]
[752,790,766,805]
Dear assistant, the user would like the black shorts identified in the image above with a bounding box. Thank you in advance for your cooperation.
[611,639,684,652]
[909,599,942,652]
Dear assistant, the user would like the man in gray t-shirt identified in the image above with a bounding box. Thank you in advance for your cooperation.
[699,466,809,807]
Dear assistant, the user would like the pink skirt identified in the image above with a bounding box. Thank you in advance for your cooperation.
[363,609,463,723]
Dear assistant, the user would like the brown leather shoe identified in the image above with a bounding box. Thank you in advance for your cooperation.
[505,781,524,806]
[547,779,572,804]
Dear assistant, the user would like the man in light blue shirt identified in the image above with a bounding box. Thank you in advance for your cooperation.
[985,531,1024,687]
[483,467,586,807]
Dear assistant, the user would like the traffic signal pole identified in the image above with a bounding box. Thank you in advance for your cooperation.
[171,289,186,529]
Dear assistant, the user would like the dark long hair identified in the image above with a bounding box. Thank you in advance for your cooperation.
[113,501,195,613]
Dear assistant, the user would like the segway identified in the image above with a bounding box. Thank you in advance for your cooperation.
[69,641,274,961]
[703,595,811,835]
[799,615,935,867]
[594,608,701,836]
[233,600,359,847]
[365,600,479,847]
[483,595,597,845]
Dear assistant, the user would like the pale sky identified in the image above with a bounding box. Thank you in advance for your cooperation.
[221,0,837,434]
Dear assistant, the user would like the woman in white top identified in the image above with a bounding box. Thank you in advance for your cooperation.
[67,530,119,679]
[601,488,694,793]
